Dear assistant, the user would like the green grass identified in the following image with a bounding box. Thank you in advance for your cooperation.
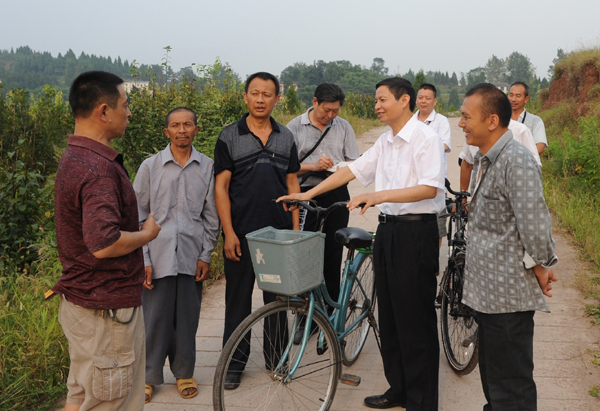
[0,234,69,410]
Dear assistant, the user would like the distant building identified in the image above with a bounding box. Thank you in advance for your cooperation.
[122,80,149,93]
[494,82,510,93]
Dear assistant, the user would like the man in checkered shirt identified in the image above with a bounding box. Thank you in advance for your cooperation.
[459,83,558,411]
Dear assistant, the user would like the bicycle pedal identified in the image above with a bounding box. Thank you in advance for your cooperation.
[434,303,441,309]
[340,373,361,386]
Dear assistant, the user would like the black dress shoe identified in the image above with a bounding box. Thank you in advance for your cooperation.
[364,394,406,409]
[224,372,241,390]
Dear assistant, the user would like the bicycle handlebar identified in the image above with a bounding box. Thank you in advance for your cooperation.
[445,178,470,198]
[279,199,349,214]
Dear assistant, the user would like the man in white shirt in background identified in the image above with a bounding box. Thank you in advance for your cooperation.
[414,83,451,248]
[459,119,541,191]
[509,81,548,154]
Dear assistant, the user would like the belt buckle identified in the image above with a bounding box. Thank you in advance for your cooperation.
[379,214,387,224]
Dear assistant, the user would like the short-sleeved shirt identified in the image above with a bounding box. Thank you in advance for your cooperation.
[414,110,451,179]
[287,107,359,188]
[349,116,445,216]
[518,109,547,148]
[214,113,301,236]
[52,135,145,310]
[463,131,558,314]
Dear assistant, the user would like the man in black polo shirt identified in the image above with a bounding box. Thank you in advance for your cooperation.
[214,72,301,389]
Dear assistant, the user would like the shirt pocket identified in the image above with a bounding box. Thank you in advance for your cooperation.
[185,175,208,220]
[474,195,512,235]
[92,351,135,401]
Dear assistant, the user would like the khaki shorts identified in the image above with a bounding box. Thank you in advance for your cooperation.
[58,296,145,410]
[437,210,448,238]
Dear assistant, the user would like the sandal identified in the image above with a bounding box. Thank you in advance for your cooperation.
[145,384,153,404]
[176,377,198,399]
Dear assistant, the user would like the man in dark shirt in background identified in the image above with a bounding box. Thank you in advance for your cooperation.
[50,71,161,411]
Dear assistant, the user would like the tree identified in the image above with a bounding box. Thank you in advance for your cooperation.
[505,52,535,84]
[404,69,415,82]
[484,55,507,83]
[459,72,466,87]
[413,70,426,90]
[370,58,388,76]
[547,48,567,81]
[466,67,486,88]
[450,72,459,87]
[283,85,302,115]
[448,88,461,110]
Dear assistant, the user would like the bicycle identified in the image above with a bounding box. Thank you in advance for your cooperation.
[436,180,479,375]
[213,200,378,411]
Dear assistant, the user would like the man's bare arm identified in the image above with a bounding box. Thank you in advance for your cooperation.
[215,170,241,261]
[93,213,161,259]
[460,161,473,192]
[286,173,301,229]
[278,166,356,205]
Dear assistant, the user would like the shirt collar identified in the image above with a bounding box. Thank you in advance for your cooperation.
[387,115,419,144]
[160,143,203,166]
[300,106,337,128]
[237,112,281,135]
[480,130,514,164]
[414,109,437,123]
[68,135,119,161]
[517,109,527,120]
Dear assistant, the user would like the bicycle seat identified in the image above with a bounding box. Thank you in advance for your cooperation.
[334,227,373,249]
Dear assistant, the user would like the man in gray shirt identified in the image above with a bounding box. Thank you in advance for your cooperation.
[459,84,558,410]
[287,83,359,342]
[509,81,548,154]
[133,107,219,403]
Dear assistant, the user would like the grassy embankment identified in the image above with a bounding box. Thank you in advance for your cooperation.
[537,47,600,395]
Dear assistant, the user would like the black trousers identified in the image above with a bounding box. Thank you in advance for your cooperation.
[301,185,350,303]
[374,219,439,411]
[222,236,288,372]
[476,310,537,411]
[143,274,203,385]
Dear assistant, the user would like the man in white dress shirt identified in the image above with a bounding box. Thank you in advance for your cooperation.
[414,83,451,248]
[279,77,444,411]
[508,81,548,154]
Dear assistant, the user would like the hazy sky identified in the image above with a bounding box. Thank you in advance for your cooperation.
[2,0,599,81]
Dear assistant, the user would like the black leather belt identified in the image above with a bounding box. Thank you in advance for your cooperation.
[378,213,436,223]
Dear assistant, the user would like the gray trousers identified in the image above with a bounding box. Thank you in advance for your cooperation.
[143,274,203,385]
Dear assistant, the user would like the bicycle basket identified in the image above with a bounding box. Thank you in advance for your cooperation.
[245,227,325,296]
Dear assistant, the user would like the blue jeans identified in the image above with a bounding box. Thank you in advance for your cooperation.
[476,310,536,411]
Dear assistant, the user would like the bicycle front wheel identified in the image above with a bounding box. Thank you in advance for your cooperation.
[440,252,479,375]
[213,300,342,411]
[341,253,376,366]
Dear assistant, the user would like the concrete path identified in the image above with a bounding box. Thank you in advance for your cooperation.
[144,119,600,410]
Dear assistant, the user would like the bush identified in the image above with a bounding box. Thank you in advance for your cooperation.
[0,152,54,272]
[282,85,303,115]
[344,92,377,119]
[113,61,246,172]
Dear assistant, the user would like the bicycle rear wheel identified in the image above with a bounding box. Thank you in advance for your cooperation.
[341,253,376,366]
[440,252,479,375]
[213,300,342,411]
